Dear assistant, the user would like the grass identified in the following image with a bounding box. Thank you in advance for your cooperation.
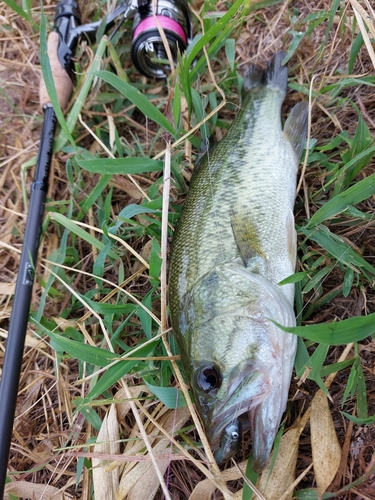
[1,0,375,499]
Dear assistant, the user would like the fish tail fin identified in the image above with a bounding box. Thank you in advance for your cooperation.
[265,51,288,93]
[243,51,288,96]
[243,63,266,90]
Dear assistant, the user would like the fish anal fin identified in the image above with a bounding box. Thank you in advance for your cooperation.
[283,101,309,160]
[230,212,265,272]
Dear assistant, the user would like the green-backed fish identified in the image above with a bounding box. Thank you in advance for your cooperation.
[169,52,308,470]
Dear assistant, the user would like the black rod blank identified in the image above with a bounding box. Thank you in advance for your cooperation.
[0,104,57,498]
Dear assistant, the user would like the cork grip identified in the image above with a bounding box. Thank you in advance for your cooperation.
[39,31,73,109]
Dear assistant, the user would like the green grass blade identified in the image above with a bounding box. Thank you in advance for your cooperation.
[341,412,375,425]
[144,381,186,409]
[302,225,375,277]
[95,70,176,137]
[78,174,113,219]
[47,330,119,367]
[80,342,157,404]
[356,362,368,419]
[117,204,159,220]
[40,7,76,148]
[54,37,109,152]
[295,336,310,377]
[348,32,364,74]
[307,172,375,226]
[4,0,36,25]
[76,157,163,174]
[278,312,375,344]
[242,453,259,500]
[307,343,330,380]
[185,0,243,69]
[78,405,103,430]
[302,265,334,294]
[279,271,310,285]
[319,358,355,377]
[83,297,136,315]
[343,267,355,297]
[50,212,119,260]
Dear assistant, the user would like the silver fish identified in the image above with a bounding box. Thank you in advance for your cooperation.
[169,51,308,470]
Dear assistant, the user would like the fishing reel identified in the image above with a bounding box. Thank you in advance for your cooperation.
[132,0,192,78]
[54,0,192,79]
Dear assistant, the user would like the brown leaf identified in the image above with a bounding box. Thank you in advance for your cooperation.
[110,176,143,200]
[311,390,342,498]
[92,404,120,500]
[114,385,148,422]
[4,480,72,499]
[131,240,152,274]
[116,407,190,500]
[257,426,301,500]
[0,282,15,295]
[189,461,247,500]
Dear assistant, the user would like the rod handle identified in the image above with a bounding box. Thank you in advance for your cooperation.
[39,31,73,109]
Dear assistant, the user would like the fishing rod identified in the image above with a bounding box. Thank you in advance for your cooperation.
[0,3,79,497]
[0,0,191,497]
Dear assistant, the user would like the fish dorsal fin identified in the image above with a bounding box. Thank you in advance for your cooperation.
[283,101,309,160]
[286,209,297,270]
[230,212,265,272]
[194,136,216,173]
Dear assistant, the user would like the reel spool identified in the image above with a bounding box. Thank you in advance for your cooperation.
[131,0,192,78]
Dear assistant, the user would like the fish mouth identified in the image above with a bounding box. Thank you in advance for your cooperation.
[200,363,289,470]
[203,365,269,451]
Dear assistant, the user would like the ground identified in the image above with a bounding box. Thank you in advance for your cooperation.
[1,0,375,499]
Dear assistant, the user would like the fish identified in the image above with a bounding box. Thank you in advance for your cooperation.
[168,51,308,471]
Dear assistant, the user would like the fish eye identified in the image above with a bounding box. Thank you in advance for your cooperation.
[195,364,222,393]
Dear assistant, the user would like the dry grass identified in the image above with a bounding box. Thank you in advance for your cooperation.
[1,0,375,499]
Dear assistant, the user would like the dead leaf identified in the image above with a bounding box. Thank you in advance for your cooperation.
[89,140,103,155]
[107,112,115,149]
[257,426,301,500]
[92,404,120,500]
[116,407,190,500]
[311,390,342,498]
[0,282,15,295]
[115,385,148,421]
[4,480,72,499]
[233,490,243,500]
[189,461,247,500]
[51,317,78,331]
[131,240,152,274]
[25,333,47,349]
[110,176,143,200]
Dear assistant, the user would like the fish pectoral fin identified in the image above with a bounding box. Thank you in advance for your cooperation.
[230,212,266,272]
[286,209,297,270]
[283,101,309,160]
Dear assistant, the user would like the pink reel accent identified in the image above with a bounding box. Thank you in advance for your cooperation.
[133,15,187,44]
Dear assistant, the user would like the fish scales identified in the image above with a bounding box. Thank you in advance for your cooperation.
[169,52,308,469]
